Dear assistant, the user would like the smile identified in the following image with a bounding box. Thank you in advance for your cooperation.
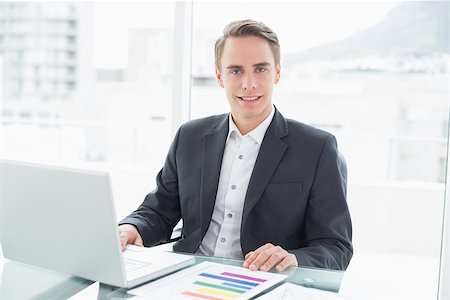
[237,96,261,101]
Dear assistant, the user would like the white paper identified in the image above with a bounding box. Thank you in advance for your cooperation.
[257,282,348,300]
[129,261,287,300]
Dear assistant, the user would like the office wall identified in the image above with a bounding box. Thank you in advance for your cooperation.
[439,169,449,299]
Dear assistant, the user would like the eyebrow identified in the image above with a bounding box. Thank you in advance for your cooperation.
[226,62,271,69]
[254,62,271,68]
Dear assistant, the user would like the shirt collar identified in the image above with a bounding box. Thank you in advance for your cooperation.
[227,105,275,145]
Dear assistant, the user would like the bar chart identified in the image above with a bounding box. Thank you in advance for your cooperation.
[129,261,288,300]
[182,270,268,299]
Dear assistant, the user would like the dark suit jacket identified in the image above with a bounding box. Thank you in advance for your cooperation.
[120,108,353,270]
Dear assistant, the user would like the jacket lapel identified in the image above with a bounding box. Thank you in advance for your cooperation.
[242,109,289,226]
[200,115,229,237]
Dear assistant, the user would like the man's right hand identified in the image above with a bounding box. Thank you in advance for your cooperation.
[118,224,144,251]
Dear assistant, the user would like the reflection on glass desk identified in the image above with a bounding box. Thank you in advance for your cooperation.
[0,251,344,300]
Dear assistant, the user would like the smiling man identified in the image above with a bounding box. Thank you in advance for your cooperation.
[217,34,279,136]
[119,20,353,272]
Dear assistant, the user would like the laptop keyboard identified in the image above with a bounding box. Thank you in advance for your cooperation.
[123,257,151,272]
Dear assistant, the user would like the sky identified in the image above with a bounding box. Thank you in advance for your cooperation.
[93,1,402,69]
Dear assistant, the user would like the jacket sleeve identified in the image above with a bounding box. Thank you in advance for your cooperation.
[290,135,353,270]
[118,127,182,247]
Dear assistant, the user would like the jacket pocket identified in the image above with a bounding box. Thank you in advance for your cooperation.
[264,182,303,195]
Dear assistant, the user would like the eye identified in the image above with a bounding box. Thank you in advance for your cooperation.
[230,69,242,75]
[256,67,267,73]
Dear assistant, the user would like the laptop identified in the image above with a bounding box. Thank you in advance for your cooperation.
[0,160,194,288]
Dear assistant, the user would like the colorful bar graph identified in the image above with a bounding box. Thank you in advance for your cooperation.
[221,272,267,283]
[198,273,260,287]
[182,269,270,300]
[182,291,222,300]
[193,281,246,294]
[222,282,252,290]
[128,261,287,300]
[197,287,239,298]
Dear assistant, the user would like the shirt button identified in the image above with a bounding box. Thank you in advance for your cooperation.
[231,185,236,190]
[227,213,233,219]
[220,238,226,243]
[238,155,244,159]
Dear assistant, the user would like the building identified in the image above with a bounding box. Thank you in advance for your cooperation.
[0,2,94,123]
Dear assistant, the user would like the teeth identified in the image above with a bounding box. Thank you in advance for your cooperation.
[240,96,259,101]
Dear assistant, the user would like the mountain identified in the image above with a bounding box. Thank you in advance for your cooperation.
[284,1,449,65]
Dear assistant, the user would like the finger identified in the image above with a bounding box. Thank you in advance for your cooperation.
[244,248,266,268]
[275,254,298,272]
[119,233,129,251]
[244,243,274,268]
[243,251,253,263]
[134,234,144,247]
[243,254,252,268]
[259,249,289,272]
[248,246,281,271]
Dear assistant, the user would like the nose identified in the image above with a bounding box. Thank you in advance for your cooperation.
[242,73,257,90]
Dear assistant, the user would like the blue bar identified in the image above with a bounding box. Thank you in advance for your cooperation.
[222,282,253,290]
[198,273,259,287]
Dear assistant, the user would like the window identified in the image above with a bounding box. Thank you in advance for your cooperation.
[0,2,177,218]
[190,1,448,298]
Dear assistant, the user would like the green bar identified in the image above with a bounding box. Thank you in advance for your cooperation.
[193,281,246,294]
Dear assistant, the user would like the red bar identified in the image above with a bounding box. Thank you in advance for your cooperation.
[182,291,223,300]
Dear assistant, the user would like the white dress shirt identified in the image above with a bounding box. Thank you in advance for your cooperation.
[197,106,275,259]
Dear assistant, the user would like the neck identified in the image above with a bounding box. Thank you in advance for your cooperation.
[234,120,258,136]
[232,107,272,135]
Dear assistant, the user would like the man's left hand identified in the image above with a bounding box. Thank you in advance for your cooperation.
[243,243,298,272]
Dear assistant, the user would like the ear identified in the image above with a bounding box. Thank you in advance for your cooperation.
[274,64,281,84]
[215,67,224,88]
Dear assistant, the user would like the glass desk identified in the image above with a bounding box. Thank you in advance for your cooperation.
[0,250,344,299]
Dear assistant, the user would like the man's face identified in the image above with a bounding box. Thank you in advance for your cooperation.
[215,36,280,127]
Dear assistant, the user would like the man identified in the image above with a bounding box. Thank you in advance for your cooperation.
[119,19,352,272]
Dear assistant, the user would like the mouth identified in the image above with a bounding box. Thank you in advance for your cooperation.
[237,96,261,102]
